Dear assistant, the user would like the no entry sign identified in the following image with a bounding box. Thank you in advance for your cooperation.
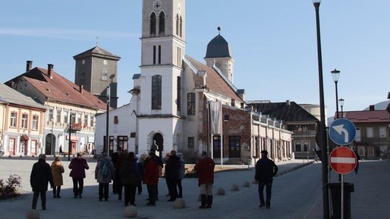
[329,147,357,174]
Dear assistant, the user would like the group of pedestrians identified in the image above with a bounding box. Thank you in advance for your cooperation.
[29,149,280,212]
[29,152,89,210]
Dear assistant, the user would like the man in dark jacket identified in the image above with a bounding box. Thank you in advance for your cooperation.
[254,150,278,209]
[194,151,215,209]
[165,150,181,201]
[30,154,54,210]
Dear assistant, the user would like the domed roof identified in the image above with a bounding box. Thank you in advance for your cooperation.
[205,34,232,58]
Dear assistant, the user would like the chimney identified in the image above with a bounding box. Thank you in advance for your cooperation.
[286,100,291,106]
[26,60,33,71]
[48,64,53,79]
[369,105,375,111]
[79,84,84,94]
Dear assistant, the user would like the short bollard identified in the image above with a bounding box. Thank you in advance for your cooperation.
[26,209,40,219]
[231,184,239,191]
[217,188,226,195]
[123,206,137,218]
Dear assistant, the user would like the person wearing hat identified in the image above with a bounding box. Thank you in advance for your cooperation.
[194,151,215,209]
[254,150,278,209]
[69,153,89,198]
[30,154,54,210]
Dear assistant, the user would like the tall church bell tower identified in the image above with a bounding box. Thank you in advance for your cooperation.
[137,0,186,154]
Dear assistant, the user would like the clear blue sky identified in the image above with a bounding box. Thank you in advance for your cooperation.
[1,0,389,115]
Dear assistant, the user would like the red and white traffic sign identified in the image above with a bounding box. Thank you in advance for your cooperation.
[329,147,357,174]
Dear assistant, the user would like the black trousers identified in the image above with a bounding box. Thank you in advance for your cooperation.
[32,190,46,209]
[258,181,273,206]
[147,184,157,204]
[137,179,143,193]
[167,178,178,200]
[123,184,137,205]
[177,179,183,198]
[99,183,109,200]
[72,178,84,196]
[53,186,61,197]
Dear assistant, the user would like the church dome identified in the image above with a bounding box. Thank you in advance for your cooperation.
[205,34,232,58]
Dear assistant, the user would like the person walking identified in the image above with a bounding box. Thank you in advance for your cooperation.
[254,150,278,209]
[51,156,64,198]
[95,152,115,201]
[120,152,140,206]
[69,152,89,199]
[143,151,161,206]
[177,153,185,198]
[114,149,126,200]
[137,154,146,195]
[194,151,215,209]
[30,154,53,210]
[354,149,361,174]
[165,150,181,201]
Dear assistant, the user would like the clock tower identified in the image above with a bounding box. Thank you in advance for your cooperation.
[137,0,186,154]
[74,46,121,109]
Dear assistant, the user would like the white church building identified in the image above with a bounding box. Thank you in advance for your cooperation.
[95,0,293,164]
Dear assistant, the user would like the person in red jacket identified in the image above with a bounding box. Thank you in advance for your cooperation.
[143,151,161,206]
[194,151,215,209]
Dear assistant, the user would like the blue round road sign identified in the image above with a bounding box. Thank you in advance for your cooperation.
[329,118,356,145]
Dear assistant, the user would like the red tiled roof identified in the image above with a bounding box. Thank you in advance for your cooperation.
[343,110,390,123]
[184,55,243,102]
[22,67,107,110]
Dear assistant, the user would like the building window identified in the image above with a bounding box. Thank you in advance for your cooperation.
[64,110,69,124]
[153,46,156,64]
[48,108,54,121]
[117,136,129,151]
[56,109,61,123]
[158,45,161,64]
[152,75,162,110]
[10,112,17,127]
[366,127,374,138]
[355,127,361,142]
[188,137,194,149]
[84,114,88,126]
[159,12,165,34]
[32,115,39,130]
[379,127,387,138]
[295,143,301,152]
[75,113,81,124]
[179,16,183,37]
[176,14,179,35]
[102,69,108,81]
[90,114,95,127]
[187,93,195,115]
[177,76,181,113]
[150,12,156,36]
[21,114,28,129]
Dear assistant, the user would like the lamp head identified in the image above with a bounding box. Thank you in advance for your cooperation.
[312,0,321,3]
[331,69,341,82]
[338,98,345,107]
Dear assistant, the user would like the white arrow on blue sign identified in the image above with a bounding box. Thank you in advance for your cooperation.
[329,118,357,145]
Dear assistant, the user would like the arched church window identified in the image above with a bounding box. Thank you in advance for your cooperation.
[187,93,195,115]
[179,16,183,37]
[150,12,156,36]
[159,12,165,34]
[176,14,179,35]
[152,75,162,110]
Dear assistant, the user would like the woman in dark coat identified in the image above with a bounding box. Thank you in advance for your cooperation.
[120,152,140,206]
[69,153,89,198]
[30,154,54,210]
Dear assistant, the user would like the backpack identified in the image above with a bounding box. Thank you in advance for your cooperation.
[100,160,109,178]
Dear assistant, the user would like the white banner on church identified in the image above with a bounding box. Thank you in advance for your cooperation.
[209,101,222,135]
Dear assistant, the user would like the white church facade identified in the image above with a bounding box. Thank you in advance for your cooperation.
[95,0,293,164]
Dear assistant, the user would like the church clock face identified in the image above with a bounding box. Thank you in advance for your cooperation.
[153,0,162,10]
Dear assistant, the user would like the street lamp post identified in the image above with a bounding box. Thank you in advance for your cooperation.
[339,98,345,118]
[105,86,110,156]
[68,113,74,161]
[312,0,330,218]
[331,69,341,118]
